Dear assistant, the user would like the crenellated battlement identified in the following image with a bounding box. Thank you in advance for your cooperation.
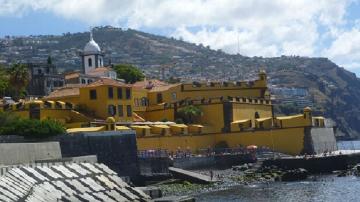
[2,100,74,111]
[181,71,267,91]
[181,79,267,92]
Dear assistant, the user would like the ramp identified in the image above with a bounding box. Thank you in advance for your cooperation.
[169,167,218,184]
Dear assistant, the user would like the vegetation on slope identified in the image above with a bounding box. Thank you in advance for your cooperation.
[0,112,65,138]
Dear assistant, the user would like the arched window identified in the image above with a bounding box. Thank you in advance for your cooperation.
[88,58,92,67]
[255,112,260,119]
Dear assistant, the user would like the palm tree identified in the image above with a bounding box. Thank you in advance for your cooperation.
[177,105,203,124]
[8,63,29,100]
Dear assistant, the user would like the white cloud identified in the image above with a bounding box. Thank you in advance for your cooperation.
[1,0,360,72]
[323,28,360,71]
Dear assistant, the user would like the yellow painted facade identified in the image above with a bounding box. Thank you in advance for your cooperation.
[142,74,268,107]
[128,71,320,155]
[42,78,134,122]
[136,127,305,155]
[145,108,174,122]
[78,85,133,122]
[232,102,272,128]
[1,71,329,155]
[4,100,90,128]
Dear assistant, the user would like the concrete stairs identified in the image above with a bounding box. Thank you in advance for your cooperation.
[0,163,150,202]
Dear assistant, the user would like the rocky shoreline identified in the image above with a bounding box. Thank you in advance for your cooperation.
[156,162,360,197]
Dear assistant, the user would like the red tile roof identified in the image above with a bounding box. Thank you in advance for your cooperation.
[85,78,131,88]
[45,87,80,99]
[87,67,115,75]
[133,79,173,90]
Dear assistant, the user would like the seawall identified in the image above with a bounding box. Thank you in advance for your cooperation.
[263,152,360,173]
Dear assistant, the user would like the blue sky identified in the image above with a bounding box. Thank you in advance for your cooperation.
[1,0,360,75]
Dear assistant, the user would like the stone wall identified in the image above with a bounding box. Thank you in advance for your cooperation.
[138,157,170,176]
[0,142,61,165]
[310,127,337,154]
[0,131,140,180]
[57,131,140,180]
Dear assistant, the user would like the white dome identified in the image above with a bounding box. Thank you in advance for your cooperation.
[84,39,101,54]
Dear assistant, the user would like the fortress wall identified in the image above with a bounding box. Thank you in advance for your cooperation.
[310,127,337,154]
[145,108,174,121]
[215,128,305,155]
[137,128,306,155]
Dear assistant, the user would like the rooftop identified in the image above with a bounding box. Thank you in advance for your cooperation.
[45,87,80,99]
[85,78,131,88]
[133,79,179,92]
[87,66,115,75]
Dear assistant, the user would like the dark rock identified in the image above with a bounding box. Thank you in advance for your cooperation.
[281,168,308,181]
[232,164,249,171]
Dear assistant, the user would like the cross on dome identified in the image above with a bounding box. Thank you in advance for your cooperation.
[90,28,94,41]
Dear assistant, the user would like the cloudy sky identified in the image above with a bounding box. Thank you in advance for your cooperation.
[1,0,360,75]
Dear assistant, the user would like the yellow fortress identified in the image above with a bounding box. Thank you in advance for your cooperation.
[1,71,335,155]
[0,31,336,156]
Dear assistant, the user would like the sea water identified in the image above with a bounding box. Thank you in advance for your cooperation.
[195,141,360,202]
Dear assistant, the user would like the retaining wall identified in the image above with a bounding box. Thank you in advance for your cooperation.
[0,131,140,180]
[57,131,139,180]
[0,142,61,165]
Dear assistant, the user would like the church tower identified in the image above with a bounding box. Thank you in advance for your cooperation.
[81,29,104,74]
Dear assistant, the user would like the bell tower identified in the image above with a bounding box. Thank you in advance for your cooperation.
[81,29,104,74]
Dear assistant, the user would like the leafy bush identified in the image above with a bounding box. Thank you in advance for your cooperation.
[113,64,144,84]
[0,112,65,138]
[177,105,203,124]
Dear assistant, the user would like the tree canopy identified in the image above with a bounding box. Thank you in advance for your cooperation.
[0,112,65,138]
[8,63,29,100]
[177,105,203,124]
[113,64,144,84]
